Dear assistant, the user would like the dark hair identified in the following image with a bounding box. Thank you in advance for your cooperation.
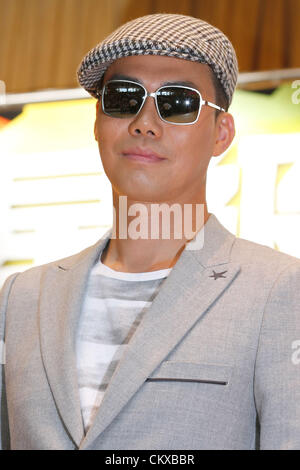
[96,75,104,94]
[209,68,229,118]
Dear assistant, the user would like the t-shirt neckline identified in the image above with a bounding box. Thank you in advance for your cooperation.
[95,253,172,281]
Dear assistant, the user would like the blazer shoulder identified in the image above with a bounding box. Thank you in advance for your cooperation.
[1,237,106,296]
[231,236,300,272]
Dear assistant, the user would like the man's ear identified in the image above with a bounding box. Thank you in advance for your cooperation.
[94,100,100,141]
[212,112,235,157]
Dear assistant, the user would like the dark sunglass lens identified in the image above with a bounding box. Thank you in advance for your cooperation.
[157,87,200,123]
[103,82,145,118]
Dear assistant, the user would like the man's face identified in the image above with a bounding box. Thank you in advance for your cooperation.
[94,55,233,203]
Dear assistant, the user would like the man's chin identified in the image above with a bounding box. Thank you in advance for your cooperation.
[113,187,167,204]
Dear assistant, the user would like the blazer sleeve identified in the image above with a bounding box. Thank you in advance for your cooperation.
[254,261,300,450]
[0,272,19,450]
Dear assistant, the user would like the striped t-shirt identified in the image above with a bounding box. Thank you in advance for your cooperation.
[76,251,172,432]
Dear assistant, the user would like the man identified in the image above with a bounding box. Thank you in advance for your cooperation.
[1,13,300,450]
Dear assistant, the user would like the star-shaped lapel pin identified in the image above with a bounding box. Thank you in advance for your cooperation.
[209,270,227,280]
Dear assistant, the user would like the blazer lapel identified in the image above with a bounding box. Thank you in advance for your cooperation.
[38,231,111,448]
[80,214,241,449]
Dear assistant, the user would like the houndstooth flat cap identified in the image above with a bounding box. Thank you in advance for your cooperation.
[77,13,238,105]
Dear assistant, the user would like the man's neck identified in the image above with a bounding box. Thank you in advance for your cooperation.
[101,199,209,273]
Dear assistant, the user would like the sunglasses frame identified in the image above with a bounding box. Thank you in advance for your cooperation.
[97,79,225,126]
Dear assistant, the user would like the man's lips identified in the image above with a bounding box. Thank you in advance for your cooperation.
[122,148,166,162]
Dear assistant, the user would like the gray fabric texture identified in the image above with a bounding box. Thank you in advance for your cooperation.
[0,214,300,450]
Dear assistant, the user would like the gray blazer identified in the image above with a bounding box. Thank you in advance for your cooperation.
[1,214,300,450]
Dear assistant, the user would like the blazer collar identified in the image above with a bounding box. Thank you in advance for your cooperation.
[56,213,235,272]
[38,214,239,449]
[38,230,111,447]
[190,212,236,267]
[80,214,240,448]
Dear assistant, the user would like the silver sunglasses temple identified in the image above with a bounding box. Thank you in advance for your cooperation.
[205,100,225,112]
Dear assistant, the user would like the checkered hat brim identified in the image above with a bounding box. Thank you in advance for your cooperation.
[77,13,238,105]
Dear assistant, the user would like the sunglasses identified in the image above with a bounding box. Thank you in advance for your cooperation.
[96,80,225,125]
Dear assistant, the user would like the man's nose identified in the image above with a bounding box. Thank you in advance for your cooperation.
[128,95,163,137]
